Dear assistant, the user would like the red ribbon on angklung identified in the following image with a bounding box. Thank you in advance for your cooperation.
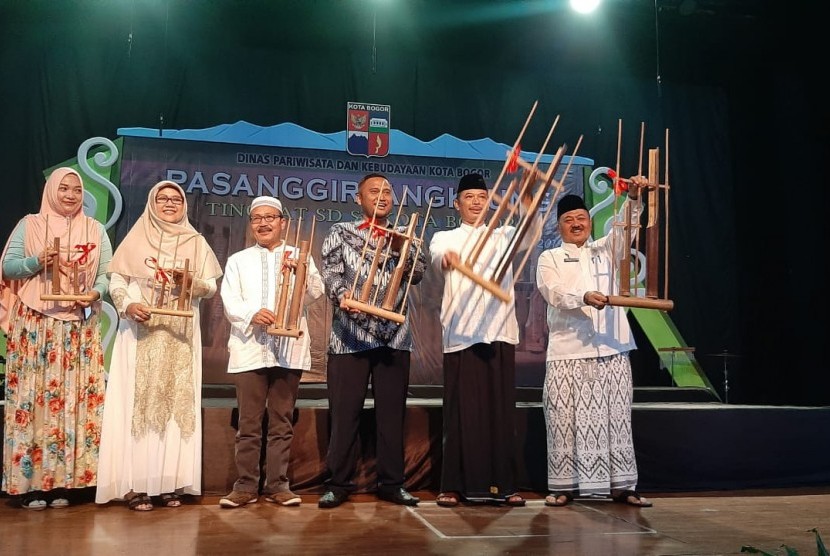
[281,248,295,270]
[144,257,171,283]
[607,168,629,196]
[356,218,387,238]
[73,243,97,265]
[507,144,521,173]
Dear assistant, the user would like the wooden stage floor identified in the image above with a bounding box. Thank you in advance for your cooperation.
[2,488,828,555]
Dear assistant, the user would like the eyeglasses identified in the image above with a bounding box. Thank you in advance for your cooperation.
[250,214,284,224]
[156,195,184,206]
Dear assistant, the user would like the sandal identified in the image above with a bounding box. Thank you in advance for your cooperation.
[21,496,48,511]
[126,492,154,511]
[436,492,459,507]
[612,490,653,508]
[504,494,526,507]
[545,492,574,507]
[158,493,182,508]
[49,488,69,508]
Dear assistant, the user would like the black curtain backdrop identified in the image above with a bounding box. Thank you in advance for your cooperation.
[1,1,826,406]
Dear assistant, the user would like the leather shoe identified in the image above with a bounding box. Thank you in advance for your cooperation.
[377,487,419,506]
[318,489,348,509]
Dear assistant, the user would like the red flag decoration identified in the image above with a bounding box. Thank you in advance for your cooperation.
[356,218,387,238]
[607,168,629,196]
[507,144,521,173]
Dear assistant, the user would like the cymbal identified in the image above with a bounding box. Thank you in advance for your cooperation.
[657,346,695,352]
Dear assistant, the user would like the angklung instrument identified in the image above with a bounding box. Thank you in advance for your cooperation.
[40,214,98,303]
[340,181,433,324]
[267,214,315,338]
[449,101,584,303]
[605,120,675,312]
[145,231,201,318]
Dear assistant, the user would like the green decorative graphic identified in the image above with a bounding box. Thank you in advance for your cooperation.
[44,137,123,229]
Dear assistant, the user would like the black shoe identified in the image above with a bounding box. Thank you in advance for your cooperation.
[378,487,420,506]
[318,489,348,509]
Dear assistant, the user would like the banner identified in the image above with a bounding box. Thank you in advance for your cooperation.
[115,123,593,385]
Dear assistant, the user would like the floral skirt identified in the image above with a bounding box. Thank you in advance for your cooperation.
[2,300,106,495]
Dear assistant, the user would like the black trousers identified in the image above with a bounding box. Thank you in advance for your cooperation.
[440,341,519,501]
[324,347,410,493]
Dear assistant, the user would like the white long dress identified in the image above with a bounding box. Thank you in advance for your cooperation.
[95,272,216,502]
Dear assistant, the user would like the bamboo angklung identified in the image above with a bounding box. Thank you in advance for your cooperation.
[267,215,317,338]
[450,108,577,304]
[271,216,295,329]
[455,105,549,278]
[341,183,432,324]
[40,216,96,303]
[509,135,585,288]
[147,258,196,317]
[605,122,674,312]
[147,231,197,318]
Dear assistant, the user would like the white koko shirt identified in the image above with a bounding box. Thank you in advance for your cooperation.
[221,242,324,373]
[429,223,520,353]
[535,201,641,361]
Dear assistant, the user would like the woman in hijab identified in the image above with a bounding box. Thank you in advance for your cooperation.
[1,167,112,510]
[95,180,222,511]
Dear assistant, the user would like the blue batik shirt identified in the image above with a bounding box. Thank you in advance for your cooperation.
[320,219,426,354]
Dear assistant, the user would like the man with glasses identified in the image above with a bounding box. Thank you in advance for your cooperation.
[218,196,324,508]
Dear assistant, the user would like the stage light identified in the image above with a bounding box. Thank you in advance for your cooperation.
[570,0,601,14]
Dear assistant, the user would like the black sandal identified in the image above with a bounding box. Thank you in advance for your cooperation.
[612,490,653,507]
[545,492,574,507]
[21,495,48,511]
[127,493,154,511]
[436,492,459,507]
[504,494,526,507]
[158,493,182,507]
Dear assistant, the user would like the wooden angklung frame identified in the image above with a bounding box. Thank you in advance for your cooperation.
[605,120,675,312]
[40,215,98,303]
[449,101,584,303]
[340,182,433,324]
[266,214,316,338]
[145,232,203,318]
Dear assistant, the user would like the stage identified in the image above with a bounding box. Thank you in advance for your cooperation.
[2,385,830,555]
[200,384,830,496]
[2,385,827,496]
[1,384,827,496]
